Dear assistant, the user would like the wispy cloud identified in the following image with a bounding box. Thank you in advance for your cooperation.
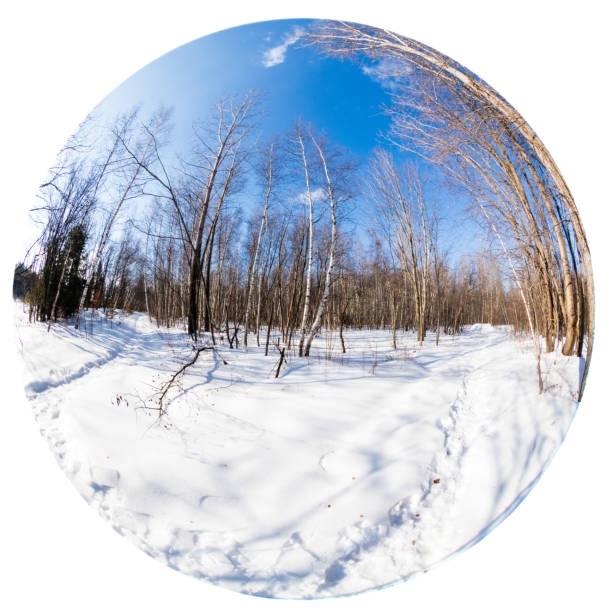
[262,26,305,68]
[362,57,410,89]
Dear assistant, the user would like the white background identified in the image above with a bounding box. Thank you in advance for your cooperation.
[1,1,610,610]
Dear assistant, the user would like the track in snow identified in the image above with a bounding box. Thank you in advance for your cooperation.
[16,308,580,598]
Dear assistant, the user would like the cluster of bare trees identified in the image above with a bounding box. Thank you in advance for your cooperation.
[306,20,594,396]
[19,104,536,345]
[17,20,592,397]
[136,112,357,358]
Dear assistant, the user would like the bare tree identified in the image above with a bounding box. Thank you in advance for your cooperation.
[75,109,159,328]
[244,138,281,348]
[186,93,259,339]
[306,19,594,397]
[302,131,348,356]
[367,150,435,344]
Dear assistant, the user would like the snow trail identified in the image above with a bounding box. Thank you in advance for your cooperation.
[15,306,579,598]
[270,330,497,596]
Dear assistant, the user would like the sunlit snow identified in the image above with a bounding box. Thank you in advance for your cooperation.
[15,303,579,598]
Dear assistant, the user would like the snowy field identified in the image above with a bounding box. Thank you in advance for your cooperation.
[14,302,580,598]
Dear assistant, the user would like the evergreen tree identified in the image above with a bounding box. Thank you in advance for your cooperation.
[12,263,37,299]
[57,225,87,318]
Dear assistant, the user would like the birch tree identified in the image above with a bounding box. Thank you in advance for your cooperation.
[243,139,281,347]
[368,151,435,344]
[293,123,316,357]
[302,132,345,356]
[306,19,594,397]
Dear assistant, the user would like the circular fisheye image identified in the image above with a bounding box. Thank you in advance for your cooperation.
[13,18,593,599]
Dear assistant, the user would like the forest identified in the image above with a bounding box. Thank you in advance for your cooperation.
[12,19,595,598]
[15,20,592,397]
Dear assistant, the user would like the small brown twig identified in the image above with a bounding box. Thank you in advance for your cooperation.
[273,338,286,378]
[155,344,227,415]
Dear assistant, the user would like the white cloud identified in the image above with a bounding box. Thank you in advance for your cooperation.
[262,26,305,68]
[297,187,327,204]
[362,57,411,89]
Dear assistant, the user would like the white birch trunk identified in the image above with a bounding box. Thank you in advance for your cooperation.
[303,136,337,357]
[297,131,314,357]
[244,143,274,348]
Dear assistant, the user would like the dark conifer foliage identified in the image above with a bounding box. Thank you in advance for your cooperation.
[13,263,36,300]
[57,225,87,318]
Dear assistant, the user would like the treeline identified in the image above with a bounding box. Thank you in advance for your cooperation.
[16,95,535,354]
[16,218,526,351]
[138,223,527,354]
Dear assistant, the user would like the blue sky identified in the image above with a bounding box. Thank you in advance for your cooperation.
[95,19,390,160]
[91,18,480,261]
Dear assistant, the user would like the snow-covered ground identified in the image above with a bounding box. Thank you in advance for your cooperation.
[14,302,580,598]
